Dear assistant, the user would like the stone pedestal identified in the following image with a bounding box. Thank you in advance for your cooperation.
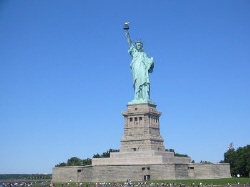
[52,103,231,182]
[120,103,165,152]
[91,103,190,167]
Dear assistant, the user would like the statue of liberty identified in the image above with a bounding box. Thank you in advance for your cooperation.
[123,22,154,104]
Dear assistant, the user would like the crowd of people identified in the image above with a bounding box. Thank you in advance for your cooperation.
[1,181,250,187]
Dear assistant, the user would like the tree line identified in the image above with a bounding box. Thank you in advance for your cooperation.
[55,149,119,167]
[220,144,250,177]
[0,174,52,180]
[165,149,189,157]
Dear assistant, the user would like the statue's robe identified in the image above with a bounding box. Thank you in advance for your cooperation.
[129,45,154,101]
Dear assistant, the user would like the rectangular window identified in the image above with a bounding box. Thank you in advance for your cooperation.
[135,117,138,121]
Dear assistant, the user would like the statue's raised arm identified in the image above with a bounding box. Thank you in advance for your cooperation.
[123,22,132,47]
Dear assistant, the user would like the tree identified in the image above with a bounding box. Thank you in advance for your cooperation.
[93,153,101,158]
[67,157,82,166]
[166,149,175,152]
[82,158,92,165]
[174,152,189,157]
[221,144,250,177]
[55,162,67,167]
[93,149,119,158]
[200,160,212,164]
[165,149,189,157]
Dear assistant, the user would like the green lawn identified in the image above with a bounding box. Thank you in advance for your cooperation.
[52,178,250,186]
[149,178,250,186]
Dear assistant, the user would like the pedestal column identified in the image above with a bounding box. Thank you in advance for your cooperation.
[120,103,165,152]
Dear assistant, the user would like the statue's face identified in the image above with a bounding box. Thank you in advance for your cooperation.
[136,42,143,51]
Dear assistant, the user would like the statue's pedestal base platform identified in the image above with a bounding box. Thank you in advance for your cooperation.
[53,158,231,182]
[127,99,155,105]
[92,150,191,166]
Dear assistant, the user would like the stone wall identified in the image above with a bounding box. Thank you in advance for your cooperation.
[53,164,178,182]
[188,163,231,179]
[92,151,191,166]
[149,164,176,180]
[84,165,147,182]
[175,164,189,179]
[52,166,80,182]
[52,163,231,183]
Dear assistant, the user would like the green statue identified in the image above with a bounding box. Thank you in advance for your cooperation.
[124,22,154,104]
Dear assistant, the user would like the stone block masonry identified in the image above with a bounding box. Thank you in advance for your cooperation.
[52,104,231,182]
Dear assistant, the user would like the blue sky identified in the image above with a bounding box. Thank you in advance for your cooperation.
[0,1,249,174]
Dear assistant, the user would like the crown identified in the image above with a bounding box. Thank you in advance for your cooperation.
[135,39,143,44]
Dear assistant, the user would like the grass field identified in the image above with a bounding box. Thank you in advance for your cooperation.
[149,178,250,186]
[52,178,250,186]
[2,178,250,187]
